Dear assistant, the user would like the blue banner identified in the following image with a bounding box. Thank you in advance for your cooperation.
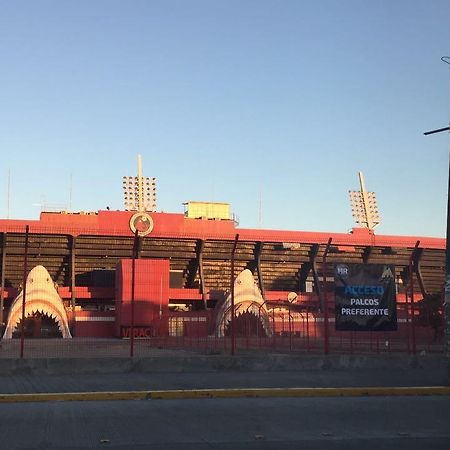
[334,264,397,331]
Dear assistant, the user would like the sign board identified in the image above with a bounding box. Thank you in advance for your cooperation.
[121,326,153,339]
[334,264,397,331]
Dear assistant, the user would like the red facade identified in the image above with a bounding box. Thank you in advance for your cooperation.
[115,259,170,338]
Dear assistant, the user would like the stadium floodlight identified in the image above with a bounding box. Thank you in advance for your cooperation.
[122,154,157,212]
[349,172,381,230]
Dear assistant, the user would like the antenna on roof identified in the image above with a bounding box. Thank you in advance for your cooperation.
[69,173,73,212]
[349,172,381,230]
[7,169,10,219]
[258,186,263,228]
[137,154,144,211]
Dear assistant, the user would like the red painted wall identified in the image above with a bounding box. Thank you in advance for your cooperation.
[0,209,443,249]
[73,311,115,337]
[115,259,170,337]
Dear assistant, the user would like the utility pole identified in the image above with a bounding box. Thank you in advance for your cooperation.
[423,124,450,359]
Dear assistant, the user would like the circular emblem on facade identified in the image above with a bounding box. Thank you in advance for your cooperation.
[129,212,154,237]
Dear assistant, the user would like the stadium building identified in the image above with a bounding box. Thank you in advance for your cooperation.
[0,163,445,349]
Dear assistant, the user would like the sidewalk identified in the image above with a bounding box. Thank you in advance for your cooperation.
[0,353,448,397]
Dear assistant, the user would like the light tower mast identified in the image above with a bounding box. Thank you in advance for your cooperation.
[349,172,381,230]
[122,155,156,212]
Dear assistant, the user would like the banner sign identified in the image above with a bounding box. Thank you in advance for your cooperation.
[121,326,153,338]
[334,264,397,331]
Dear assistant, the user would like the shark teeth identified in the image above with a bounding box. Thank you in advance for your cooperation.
[215,269,273,338]
[3,265,72,339]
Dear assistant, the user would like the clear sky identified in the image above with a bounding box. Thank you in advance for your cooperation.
[1,0,450,237]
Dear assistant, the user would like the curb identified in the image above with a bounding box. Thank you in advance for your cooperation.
[1,386,450,403]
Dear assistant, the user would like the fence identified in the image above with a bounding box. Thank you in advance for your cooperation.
[0,220,446,359]
[0,302,443,359]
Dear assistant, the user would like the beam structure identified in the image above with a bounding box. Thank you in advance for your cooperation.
[254,242,265,299]
[197,240,206,308]
[70,235,76,335]
[0,233,6,334]
[362,246,372,264]
[412,246,426,298]
[309,244,321,299]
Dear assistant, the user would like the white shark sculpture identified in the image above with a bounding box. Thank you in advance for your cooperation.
[215,269,272,337]
[3,265,72,339]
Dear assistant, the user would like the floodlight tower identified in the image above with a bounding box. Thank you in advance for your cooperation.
[122,155,157,212]
[349,172,381,230]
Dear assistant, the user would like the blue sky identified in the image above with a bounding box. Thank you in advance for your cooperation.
[1,0,450,237]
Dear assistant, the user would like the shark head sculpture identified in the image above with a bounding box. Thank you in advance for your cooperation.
[3,265,72,339]
[215,269,272,338]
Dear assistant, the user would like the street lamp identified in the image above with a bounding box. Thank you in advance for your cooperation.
[423,124,450,358]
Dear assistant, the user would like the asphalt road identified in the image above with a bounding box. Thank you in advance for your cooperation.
[1,396,449,449]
